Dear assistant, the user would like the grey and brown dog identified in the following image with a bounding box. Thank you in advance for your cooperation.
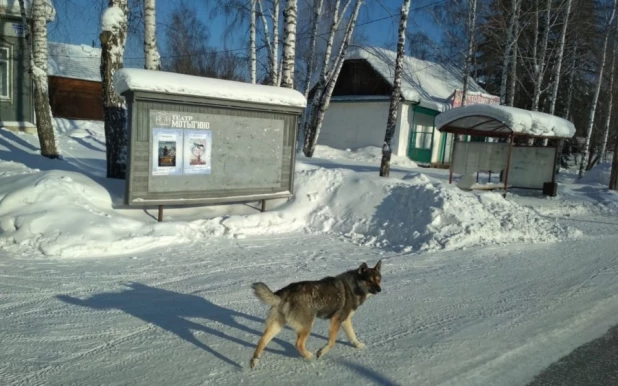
[249,260,382,368]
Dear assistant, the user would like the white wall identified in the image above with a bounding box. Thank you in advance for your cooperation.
[393,103,410,156]
[319,101,411,156]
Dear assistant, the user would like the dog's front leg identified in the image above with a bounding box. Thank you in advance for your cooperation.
[317,317,341,359]
[342,316,365,349]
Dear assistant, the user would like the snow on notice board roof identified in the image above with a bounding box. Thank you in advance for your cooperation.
[346,46,497,112]
[113,69,307,108]
[47,42,102,82]
[435,104,576,138]
[0,0,55,20]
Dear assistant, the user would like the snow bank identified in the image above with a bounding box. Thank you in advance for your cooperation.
[219,165,580,252]
[436,104,576,138]
[580,162,612,186]
[310,145,418,168]
[113,69,307,108]
[0,161,579,258]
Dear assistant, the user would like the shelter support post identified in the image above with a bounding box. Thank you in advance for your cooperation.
[261,199,266,213]
[551,140,560,185]
[503,135,514,198]
[158,205,164,222]
[448,138,457,184]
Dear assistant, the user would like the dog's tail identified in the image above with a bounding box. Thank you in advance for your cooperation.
[251,282,281,306]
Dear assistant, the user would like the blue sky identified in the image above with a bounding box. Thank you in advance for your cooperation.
[48,0,443,68]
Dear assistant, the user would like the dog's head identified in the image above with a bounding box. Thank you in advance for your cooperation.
[357,260,382,295]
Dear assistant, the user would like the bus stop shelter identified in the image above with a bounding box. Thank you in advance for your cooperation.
[435,104,576,196]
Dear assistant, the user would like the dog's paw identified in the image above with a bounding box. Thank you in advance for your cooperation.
[353,341,366,349]
[250,357,259,369]
[316,348,325,359]
[304,351,314,360]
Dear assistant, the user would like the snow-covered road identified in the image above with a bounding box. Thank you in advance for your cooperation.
[2,227,618,386]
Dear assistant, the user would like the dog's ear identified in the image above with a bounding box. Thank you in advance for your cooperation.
[374,260,382,273]
[358,262,369,273]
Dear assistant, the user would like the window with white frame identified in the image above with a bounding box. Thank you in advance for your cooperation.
[0,47,10,100]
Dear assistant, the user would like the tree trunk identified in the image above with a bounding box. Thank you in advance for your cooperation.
[18,0,60,159]
[579,0,617,178]
[507,2,520,107]
[532,0,552,112]
[380,0,411,177]
[302,0,323,97]
[610,139,618,190]
[564,42,578,121]
[250,0,257,84]
[548,0,572,116]
[302,0,348,155]
[272,0,280,85]
[144,0,161,70]
[101,0,129,179]
[302,0,362,158]
[280,0,297,88]
[461,0,477,106]
[599,19,618,161]
[500,0,520,104]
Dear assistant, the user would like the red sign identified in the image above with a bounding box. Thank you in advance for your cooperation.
[451,89,500,108]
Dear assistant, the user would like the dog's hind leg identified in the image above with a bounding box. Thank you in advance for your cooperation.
[250,309,283,369]
[342,314,365,349]
[316,316,341,359]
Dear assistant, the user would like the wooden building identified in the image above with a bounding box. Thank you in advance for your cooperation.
[47,42,103,121]
[317,46,500,166]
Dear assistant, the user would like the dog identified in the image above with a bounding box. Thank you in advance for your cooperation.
[249,260,382,369]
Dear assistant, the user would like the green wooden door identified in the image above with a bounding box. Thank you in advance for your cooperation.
[407,106,438,164]
[408,129,433,163]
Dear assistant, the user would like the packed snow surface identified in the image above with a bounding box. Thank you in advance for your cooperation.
[436,104,576,138]
[113,68,307,108]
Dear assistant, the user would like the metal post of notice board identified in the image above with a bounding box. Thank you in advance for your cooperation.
[158,205,164,222]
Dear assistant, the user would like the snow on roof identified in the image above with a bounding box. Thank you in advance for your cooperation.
[346,46,497,112]
[47,42,102,82]
[436,104,576,138]
[0,0,55,20]
[113,68,307,108]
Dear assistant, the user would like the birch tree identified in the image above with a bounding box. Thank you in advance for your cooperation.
[250,0,257,83]
[500,0,521,104]
[380,0,411,178]
[100,0,129,179]
[598,17,618,161]
[610,141,618,190]
[301,0,324,96]
[302,0,363,157]
[144,0,160,70]
[579,0,617,178]
[461,0,477,106]
[280,0,297,88]
[18,0,60,159]
[531,0,553,112]
[548,0,573,116]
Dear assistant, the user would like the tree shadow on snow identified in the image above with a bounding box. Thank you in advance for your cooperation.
[56,282,300,369]
[0,129,124,206]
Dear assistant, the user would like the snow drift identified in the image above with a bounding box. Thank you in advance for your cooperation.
[309,145,418,168]
[0,160,579,258]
